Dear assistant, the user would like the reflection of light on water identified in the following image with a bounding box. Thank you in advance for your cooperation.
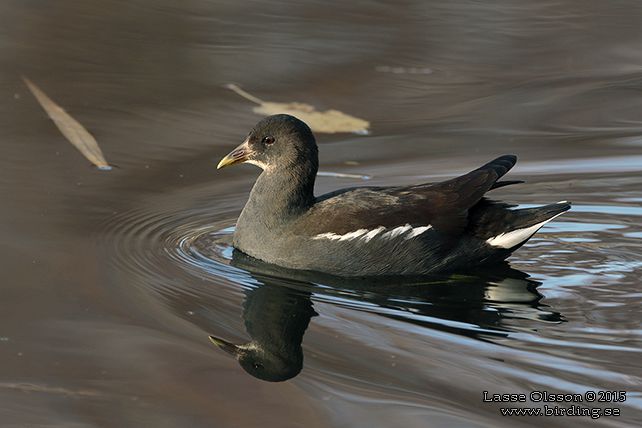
[518,203,642,217]
[221,245,234,259]
[570,204,642,216]
[511,332,642,353]
[545,222,625,232]
[516,155,642,174]
[616,197,642,203]
[559,237,599,243]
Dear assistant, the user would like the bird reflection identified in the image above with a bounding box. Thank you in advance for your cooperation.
[206,251,562,382]
[209,282,316,382]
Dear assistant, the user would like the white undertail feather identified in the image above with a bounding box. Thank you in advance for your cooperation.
[485,211,566,249]
[312,224,432,242]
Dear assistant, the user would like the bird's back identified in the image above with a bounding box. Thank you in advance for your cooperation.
[271,155,570,276]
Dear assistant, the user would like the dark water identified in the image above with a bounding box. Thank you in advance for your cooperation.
[1,0,642,426]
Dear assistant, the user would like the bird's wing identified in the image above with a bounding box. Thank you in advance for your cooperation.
[297,155,518,237]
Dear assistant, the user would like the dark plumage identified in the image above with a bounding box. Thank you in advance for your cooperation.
[209,281,315,382]
[217,114,570,276]
[208,254,556,382]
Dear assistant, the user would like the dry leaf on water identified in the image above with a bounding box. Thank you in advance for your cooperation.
[22,77,111,170]
[225,84,370,135]
[317,171,371,180]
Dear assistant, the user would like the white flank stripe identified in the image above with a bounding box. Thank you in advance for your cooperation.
[339,229,369,241]
[313,229,368,241]
[312,232,336,240]
[312,224,432,242]
[405,225,432,239]
[382,224,413,239]
[485,211,566,249]
[362,226,386,242]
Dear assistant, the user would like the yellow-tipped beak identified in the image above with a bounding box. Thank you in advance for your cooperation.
[217,139,251,169]
[209,335,239,356]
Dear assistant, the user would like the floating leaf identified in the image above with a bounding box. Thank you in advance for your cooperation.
[226,84,369,135]
[22,77,111,170]
[317,171,371,180]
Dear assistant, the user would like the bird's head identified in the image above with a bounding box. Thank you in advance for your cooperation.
[217,114,318,172]
[209,335,302,382]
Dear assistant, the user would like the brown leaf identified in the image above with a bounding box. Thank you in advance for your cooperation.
[226,84,370,135]
[23,77,111,170]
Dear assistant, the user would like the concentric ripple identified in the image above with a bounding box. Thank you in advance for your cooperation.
[92,176,642,416]
[98,182,642,345]
[99,196,245,300]
[95,188,612,337]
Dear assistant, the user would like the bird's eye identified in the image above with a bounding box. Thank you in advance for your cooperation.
[262,136,275,145]
[253,362,263,369]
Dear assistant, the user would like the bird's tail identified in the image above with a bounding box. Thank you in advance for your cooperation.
[472,200,571,250]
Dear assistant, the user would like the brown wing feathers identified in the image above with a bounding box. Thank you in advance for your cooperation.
[305,155,519,236]
[421,155,518,234]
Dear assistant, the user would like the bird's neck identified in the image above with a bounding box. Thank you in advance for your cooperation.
[240,162,317,229]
